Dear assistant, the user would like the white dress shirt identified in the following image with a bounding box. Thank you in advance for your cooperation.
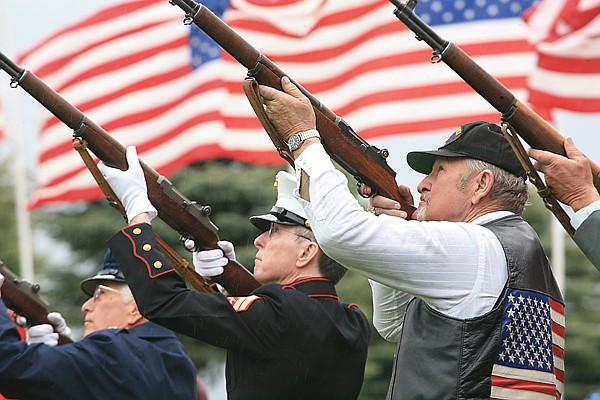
[294,143,509,342]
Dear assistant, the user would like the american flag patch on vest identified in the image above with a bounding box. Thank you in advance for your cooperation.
[490,288,565,399]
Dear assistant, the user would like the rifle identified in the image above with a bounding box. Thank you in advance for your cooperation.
[0,261,72,345]
[168,0,417,217]
[0,51,260,296]
[389,0,600,194]
[73,139,216,293]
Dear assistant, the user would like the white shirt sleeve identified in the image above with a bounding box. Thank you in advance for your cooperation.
[295,143,508,327]
[572,200,600,230]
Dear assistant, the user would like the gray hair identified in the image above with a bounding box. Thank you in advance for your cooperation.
[293,226,348,285]
[458,158,529,215]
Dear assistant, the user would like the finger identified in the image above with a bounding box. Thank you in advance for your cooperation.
[125,146,141,171]
[280,76,306,102]
[359,184,373,197]
[398,185,414,205]
[195,248,224,262]
[184,238,196,251]
[563,137,584,160]
[370,195,401,211]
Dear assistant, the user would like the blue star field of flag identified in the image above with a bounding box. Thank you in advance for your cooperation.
[415,0,537,25]
[495,288,555,372]
[189,0,230,69]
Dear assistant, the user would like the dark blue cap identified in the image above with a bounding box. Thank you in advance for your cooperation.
[80,249,126,296]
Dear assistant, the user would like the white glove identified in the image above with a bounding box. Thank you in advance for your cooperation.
[26,312,72,346]
[185,240,236,277]
[98,146,158,223]
[48,312,72,338]
[0,272,4,298]
[27,324,59,346]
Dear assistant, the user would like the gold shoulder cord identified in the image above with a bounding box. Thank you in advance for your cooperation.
[500,123,575,237]
[72,138,215,293]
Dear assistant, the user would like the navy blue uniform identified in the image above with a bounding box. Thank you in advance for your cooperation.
[0,300,197,400]
[108,223,370,400]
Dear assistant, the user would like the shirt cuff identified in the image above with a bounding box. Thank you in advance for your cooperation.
[294,142,336,178]
[572,200,600,230]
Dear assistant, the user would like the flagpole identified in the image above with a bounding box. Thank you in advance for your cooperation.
[0,2,35,280]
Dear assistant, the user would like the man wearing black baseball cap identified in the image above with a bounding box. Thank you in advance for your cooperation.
[100,158,370,400]
[257,77,565,400]
[0,249,198,400]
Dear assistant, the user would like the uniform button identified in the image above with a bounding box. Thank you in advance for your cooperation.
[143,244,152,251]
[154,261,163,269]
[132,228,142,235]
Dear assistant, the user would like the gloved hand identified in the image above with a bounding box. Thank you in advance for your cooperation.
[98,146,158,223]
[184,239,235,277]
[0,272,4,298]
[26,312,72,346]
[27,324,59,346]
[48,312,72,338]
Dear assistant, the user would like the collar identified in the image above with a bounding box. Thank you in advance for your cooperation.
[282,277,339,300]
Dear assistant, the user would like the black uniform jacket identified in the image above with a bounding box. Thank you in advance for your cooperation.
[108,223,370,400]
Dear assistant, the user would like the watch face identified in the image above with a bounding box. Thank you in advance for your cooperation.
[288,134,301,150]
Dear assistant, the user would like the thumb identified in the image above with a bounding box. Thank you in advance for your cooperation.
[563,138,584,160]
[281,76,308,104]
[125,146,141,171]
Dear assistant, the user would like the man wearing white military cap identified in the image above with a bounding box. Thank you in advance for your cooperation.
[100,147,370,400]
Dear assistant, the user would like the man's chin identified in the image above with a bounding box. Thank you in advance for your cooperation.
[416,206,427,222]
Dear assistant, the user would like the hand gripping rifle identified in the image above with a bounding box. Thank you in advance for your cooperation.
[0,51,260,296]
[168,0,417,217]
[0,261,72,345]
[389,0,600,194]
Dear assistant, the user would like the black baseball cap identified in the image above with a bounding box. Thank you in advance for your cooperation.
[80,249,126,296]
[406,121,526,178]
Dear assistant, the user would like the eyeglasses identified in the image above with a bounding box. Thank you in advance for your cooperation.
[268,223,313,241]
[92,284,121,302]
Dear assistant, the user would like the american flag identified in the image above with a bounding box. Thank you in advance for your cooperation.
[0,101,5,142]
[17,0,538,208]
[524,0,600,120]
[491,288,565,400]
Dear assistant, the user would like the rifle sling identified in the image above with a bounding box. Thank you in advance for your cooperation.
[242,78,295,167]
[500,123,575,237]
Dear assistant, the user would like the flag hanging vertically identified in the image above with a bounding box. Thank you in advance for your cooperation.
[490,288,565,399]
[19,0,537,208]
[524,0,600,120]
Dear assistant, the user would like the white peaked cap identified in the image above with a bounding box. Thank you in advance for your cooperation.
[249,171,309,232]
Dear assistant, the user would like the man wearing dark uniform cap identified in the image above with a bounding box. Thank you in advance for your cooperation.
[0,250,198,400]
[99,151,371,400]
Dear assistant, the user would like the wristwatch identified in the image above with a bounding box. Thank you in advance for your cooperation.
[286,129,320,151]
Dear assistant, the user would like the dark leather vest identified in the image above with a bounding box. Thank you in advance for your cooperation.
[386,215,564,399]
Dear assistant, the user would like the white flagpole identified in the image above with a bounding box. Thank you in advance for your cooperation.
[0,2,35,280]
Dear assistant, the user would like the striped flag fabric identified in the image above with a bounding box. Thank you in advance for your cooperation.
[491,288,565,400]
[18,0,538,208]
[0,101,5,142]
[524,0,600,120]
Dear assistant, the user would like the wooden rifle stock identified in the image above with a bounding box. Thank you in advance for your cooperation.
[0,261,72,345]
[390,0,600,193]
[169,0,416,217]
[0,51,259,296]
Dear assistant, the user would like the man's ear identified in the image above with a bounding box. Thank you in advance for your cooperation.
[296,242,320,269]
[127,299,146,326]
[471,170,494,205]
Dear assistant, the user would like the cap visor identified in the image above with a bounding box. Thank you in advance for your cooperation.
[250,214,303,232]
[407,149,465,174]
